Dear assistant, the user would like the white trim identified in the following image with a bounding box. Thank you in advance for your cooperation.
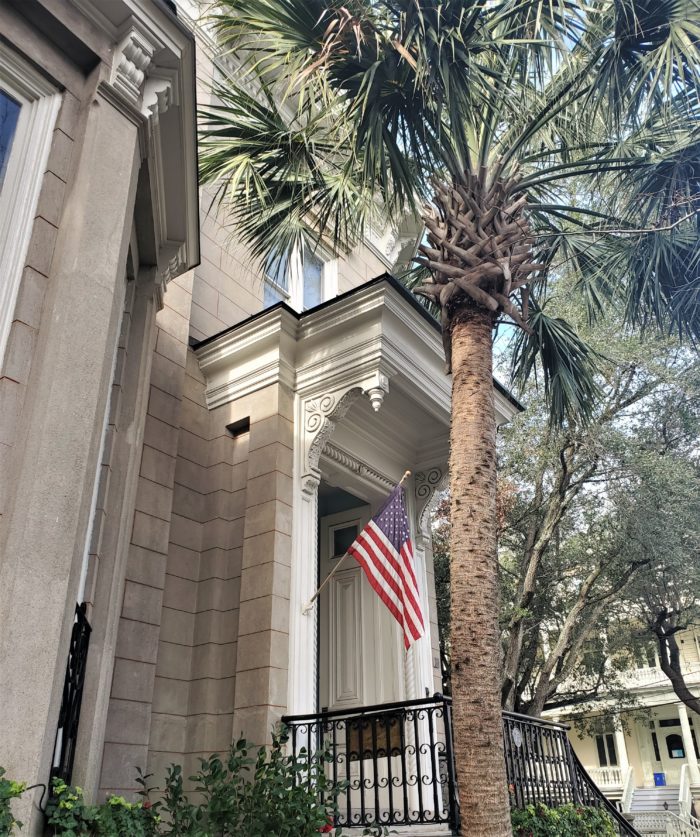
[0,45,60,369]
[263,240,338,313]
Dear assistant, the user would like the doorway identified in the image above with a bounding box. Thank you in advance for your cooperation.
[317,483,405,713]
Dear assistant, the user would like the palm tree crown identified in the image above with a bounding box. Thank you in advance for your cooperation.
[201,0,700,421]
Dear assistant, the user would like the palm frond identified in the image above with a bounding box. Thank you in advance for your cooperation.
[511,298,603,427]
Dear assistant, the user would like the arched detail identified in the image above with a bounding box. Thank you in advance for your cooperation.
[415,465,449,537]
[302,386,364,494]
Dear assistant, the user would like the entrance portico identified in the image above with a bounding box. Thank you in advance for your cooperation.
[195,273,520,745]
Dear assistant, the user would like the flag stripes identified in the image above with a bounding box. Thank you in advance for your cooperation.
[346,486,425,649]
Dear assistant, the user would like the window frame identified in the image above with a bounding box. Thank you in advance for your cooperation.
[263,239,337,312]
[595,732,618,767]
[0,44,61,368]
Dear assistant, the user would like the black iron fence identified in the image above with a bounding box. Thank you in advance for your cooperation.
[282,695,460,831]
[283,700,640,836]
[51,602,92,786]
[503,710,641,837]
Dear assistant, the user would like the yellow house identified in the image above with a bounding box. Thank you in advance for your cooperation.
[545,629,700,834]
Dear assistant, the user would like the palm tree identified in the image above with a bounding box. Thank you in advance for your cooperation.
[199,2,700,833]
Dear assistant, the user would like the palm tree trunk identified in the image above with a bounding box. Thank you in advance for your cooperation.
[449,310,512,837]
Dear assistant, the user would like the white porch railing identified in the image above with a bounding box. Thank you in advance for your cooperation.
[632,810,700,836]
[621,767,636,813]
[679,765,692,823]
[619,663,700,690]
[589,766,624,789]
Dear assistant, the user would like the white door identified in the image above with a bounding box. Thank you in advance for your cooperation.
[319,506,404,713]
[318,506,408,825]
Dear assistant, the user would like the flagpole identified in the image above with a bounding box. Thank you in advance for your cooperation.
[301,470,412,614]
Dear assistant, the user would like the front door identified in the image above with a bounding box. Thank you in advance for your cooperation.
[319,506,404,712]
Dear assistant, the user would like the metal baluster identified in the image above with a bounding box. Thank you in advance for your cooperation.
[331,718,338,826]
[345,718,352,826]
[399,708,409,824]
[412,708,425,821]
[370,714,379,826]
[385,711,395,824]
[358,717,366,825]
[428,703,440,821]
[443,698,460,832]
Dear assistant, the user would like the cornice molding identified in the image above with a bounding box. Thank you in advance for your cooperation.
[72,0,199,286]
[321,442,395,491]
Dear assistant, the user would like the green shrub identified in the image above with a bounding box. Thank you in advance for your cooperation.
[3,731,386,836]
[45,780,159,837]
[511,802,617,836]
[152,732,349,836]
[0,767,26,835]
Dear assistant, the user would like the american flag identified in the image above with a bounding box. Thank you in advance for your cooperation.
[347,485,424,649]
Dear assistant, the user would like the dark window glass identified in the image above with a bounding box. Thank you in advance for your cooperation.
[606,734,618,766]
[302,250,324,310]
[651,732,661,762]
[596,735,608,767]
[0,90,20,188]
[666,733,685,759]
[333,525,358,558]
[263,250,289,306]
[691,729,699,759]
[659,719,681,728]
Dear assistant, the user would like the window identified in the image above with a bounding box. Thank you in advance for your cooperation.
[596,733,618,767]
[666,734,685,759]
[0,90,20,187]
[332,524,358,558]
[263,242,336,312]
[0,45,61,367]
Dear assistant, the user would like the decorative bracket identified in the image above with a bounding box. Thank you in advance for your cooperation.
[415,465,449,537]
[111,23,159,106]
[301,372,391,494]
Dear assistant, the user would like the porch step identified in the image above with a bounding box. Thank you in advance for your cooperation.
[630,786,680,814]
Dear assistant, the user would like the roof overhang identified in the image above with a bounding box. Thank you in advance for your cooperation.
[194,274,522,431]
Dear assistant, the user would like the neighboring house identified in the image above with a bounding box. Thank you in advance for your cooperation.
[0,2,521,835]
[544,629,700,833]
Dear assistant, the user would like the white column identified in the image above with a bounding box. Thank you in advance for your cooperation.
[615,725,630,775]
[615,724,630,787]
[287,474,320,716]
[678,704,700,784]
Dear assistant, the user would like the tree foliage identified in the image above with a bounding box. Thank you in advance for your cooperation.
[200,0,700,423]
[498,303,700,715]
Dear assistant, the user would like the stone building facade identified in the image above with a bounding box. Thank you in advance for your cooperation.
[0,2,519,834]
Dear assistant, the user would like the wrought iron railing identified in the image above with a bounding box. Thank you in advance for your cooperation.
[283,701,640,835]
[51,603,91,785]
[282,695,459,830]
[502,710,642,837]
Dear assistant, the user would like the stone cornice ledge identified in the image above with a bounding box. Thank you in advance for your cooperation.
[195,307,299,409]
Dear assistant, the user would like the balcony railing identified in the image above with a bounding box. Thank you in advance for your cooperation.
[284,700,641,836]
[282,695,459,830]
[588,766,625,789]
[51,603,91,785]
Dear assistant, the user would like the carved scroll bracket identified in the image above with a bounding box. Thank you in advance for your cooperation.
[301,372,390,495]
[415,465,449,537]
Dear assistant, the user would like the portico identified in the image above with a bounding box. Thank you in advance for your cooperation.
[194,273,519,745]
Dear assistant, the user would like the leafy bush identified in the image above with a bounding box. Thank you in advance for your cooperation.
[511,802,616,836]
[153,733,349,836]
[3,732,386,836]
[0,768,26,835]
[45,780,159,837]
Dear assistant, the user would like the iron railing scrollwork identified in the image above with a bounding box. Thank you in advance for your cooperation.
[282,695,460,831]
[51,602,92,786]
[503,711,642,837]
